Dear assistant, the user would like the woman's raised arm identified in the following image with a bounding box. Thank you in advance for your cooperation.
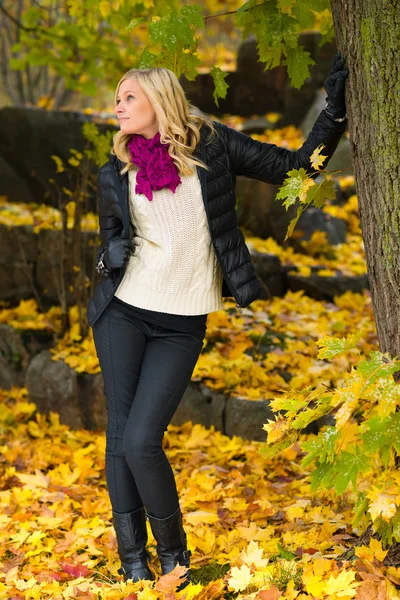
[217,109,347,185]
[217,50,349,185]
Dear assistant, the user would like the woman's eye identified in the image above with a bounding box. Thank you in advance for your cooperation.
[116,95,134,103]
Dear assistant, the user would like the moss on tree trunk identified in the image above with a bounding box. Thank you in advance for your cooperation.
[331,0,400,364]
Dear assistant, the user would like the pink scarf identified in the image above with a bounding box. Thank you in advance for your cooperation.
[127,131,182,201]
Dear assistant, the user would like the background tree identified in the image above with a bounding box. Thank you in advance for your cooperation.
[0,0,143,108]
[3,0,399,365]
[0,0,242,109]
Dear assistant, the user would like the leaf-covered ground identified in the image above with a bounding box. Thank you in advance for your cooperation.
[1,383,400,599]
[1,283,399,598]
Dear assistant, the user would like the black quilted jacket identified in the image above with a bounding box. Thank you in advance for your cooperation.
[86,110,347,327]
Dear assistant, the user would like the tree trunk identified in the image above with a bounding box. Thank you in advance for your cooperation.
[330,0,400,367]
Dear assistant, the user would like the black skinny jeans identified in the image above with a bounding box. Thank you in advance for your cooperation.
[92,296,205,518]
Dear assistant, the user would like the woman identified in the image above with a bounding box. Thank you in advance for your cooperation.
[88,55,348,591]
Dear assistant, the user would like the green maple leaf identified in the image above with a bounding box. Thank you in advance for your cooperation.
[211,66,229,107]
[310,460,333,492]
[275,168,310,209]
[305,177,337,208]
[301,426,340,468]
[357,351,400,382]
[333,450,371,494]
[316,331,363,360]
[361,413,400,454]
[283,45,316,89]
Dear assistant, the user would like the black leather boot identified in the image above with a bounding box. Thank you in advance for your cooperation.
[146,506,192,592]
[112,507,155,582]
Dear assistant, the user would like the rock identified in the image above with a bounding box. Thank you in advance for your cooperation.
[0,324,29,388]
[36,228,80,304]
[26,349,83,428]
[0,225,38,301]
[0,223,99,305]
[171,382,226,432]
[303,413,336,435]
[235,37,287,117]
[180,71,237,117]
[280,34,338,127]
[0,106,114,209]
[0,155,33,206]
[78,372,107,431]
[236,175,347,247]
[224,395,275,442]
[248,250,285,299]
[180,32,338,122]
[286,269,369,301]
[19,328,55,360]
[236,178,284,239]
[241,117,280,135]
[291,206,347,251]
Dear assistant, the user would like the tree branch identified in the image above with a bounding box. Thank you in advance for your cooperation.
[0,1,36,31]
[203,4,263,21]
[0,1,75,42]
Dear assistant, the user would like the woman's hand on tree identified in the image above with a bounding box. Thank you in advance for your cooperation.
[104,237,135,270]
[324,50,349,120]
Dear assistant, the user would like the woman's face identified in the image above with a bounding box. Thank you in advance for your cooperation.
[115,77,159,139]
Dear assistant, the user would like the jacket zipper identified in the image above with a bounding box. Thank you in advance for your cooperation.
[214,242,244,314]
[198,165,243,315]
[222,257,244,312]
[209,237,243,314]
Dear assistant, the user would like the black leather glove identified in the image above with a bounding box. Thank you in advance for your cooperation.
[104,237,135,270]
[324,50,349,120]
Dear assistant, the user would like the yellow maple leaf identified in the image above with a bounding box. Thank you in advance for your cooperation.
[227,564,254,592]
[262,414,291,444]
[299,178,316,203]
[240,540,269,568]
[317,268,337,276]
[303,573,325,598]
[335,397,358,429]
[297,265,312,277]
[17,469,51,490]
[184,510,219,525]
[137,586,164,599]
[223,497,249,512]
[322,569,361,597]
[285,500,309,522]
[8,530,30,550]
[368,491,398,522]
[228,339,253,359]
[27,420,45,438]
[355,537,389,562]
[310,144,328,170]
[190,527,215,555]
[285,579,299,600]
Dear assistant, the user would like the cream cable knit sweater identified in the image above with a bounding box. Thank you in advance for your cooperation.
[114,166,225,315]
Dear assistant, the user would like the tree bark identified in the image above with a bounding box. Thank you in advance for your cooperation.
[330,0,400,365]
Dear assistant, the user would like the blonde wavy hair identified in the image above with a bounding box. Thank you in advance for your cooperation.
[111,67,219,177]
